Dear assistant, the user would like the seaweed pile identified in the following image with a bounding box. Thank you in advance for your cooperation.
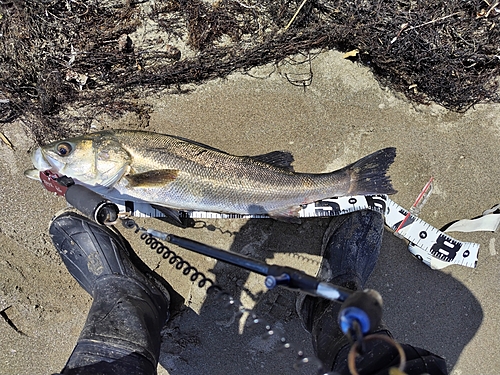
[1,0,500,141]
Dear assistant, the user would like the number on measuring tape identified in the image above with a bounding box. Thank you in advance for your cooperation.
[429,234,462,262]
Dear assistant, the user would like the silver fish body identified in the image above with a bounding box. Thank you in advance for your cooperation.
[25,130,397,218]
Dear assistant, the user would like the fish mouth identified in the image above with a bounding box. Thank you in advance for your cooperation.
[33,147,53,170]
[24,147,60,180]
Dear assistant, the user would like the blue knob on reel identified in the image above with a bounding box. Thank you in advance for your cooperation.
[338,289,383,337]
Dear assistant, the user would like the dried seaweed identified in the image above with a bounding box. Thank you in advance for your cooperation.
[1,0,500,141]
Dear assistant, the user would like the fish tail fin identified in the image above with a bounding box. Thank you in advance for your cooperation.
[346,147,397,195]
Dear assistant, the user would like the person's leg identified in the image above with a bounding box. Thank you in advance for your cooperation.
[297,210,447,374]
[49,211,170,375]
[297,210,385,371]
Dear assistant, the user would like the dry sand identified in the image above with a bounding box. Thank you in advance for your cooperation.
[0,50,499,374]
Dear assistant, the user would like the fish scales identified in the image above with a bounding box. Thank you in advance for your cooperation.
[112,131,349,213]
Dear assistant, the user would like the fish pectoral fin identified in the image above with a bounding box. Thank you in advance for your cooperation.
[268,207,302,224]
[125,169,179,188]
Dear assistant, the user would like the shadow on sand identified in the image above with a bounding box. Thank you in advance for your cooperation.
[158,217,482,374]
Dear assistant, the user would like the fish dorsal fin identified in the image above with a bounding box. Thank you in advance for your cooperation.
[250,151,295,171]
[125,169,179,188]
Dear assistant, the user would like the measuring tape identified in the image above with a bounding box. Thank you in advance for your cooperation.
[115,195,479,270]
[383,197,479,269]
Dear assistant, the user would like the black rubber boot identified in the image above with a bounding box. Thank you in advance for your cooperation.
[49,211,170,375]
[296,210,386,371]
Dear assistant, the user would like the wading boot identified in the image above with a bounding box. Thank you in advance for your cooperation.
[296,210,387,372]
[49,211,170,375]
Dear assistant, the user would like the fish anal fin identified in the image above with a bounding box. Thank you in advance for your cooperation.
[125,169,179,188]
[250,151,295,171]
[268,207,302,224]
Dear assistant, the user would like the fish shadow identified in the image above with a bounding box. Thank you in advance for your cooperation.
[158,217,482,374]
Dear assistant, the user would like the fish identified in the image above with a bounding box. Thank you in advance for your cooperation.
[24,129,397,219]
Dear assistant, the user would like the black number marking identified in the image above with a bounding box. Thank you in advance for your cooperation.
[315,200,341,216]
[125,201,135,213]
[365,195,387,213]
[429,234,462,262]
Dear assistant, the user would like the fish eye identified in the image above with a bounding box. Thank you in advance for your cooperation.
[56,142,72,156]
